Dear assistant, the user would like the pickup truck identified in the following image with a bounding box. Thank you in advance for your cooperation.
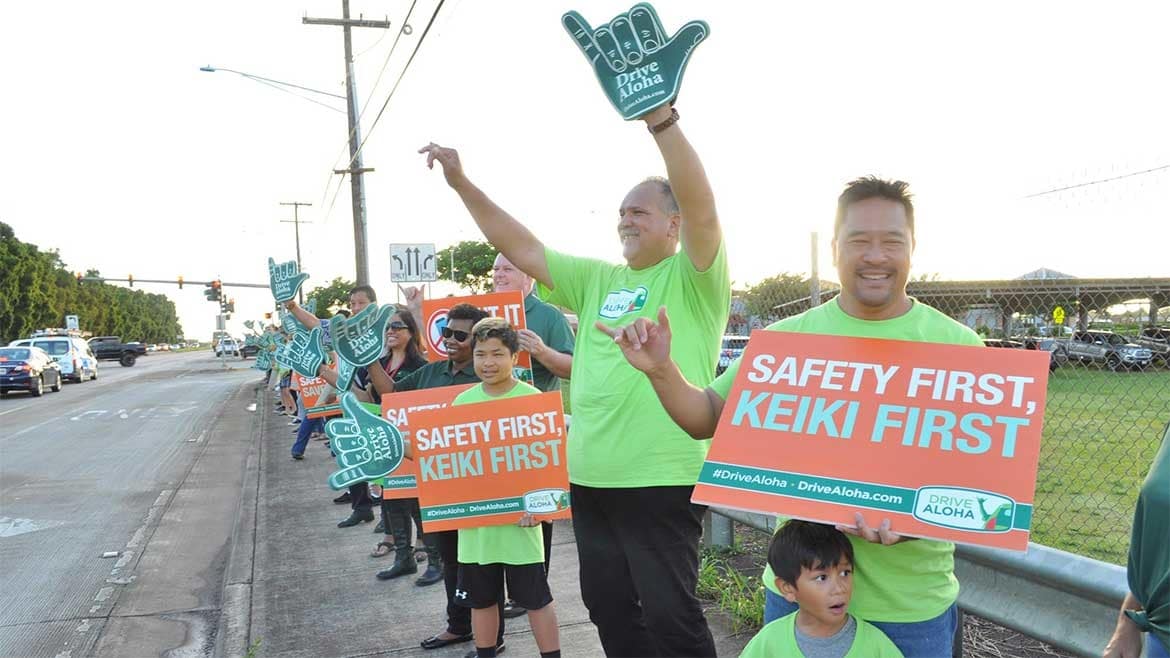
[88,336,147,367]
[1135,327,1169,365]
[1062,330,1153,371]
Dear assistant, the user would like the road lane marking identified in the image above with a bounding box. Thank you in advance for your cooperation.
[0,516,65,537]
[0,403,33,417]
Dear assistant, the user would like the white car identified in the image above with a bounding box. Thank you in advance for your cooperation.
[7,336,97,382]
[215,338,241,357]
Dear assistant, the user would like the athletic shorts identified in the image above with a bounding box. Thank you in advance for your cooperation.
[455,562,552,611]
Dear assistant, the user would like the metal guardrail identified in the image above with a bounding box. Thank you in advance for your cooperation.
[706,507,1127,658]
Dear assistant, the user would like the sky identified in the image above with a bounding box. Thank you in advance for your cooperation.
[2,1,1168,341]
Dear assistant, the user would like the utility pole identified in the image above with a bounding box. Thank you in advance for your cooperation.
[809,232,821,308]
[304,1,390,286]
[280,201,313,304]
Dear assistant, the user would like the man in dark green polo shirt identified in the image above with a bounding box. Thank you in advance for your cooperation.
[491,253,575,394]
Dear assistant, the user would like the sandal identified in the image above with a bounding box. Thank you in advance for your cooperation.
[371,541,394,558]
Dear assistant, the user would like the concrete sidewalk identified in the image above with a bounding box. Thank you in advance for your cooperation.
[232,384,751,657]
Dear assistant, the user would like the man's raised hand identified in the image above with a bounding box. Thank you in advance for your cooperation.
[325,393,407,490]
[418,143,466,188]
[595,305,673,374]
[562,3,709,120]
[268,257,310,303]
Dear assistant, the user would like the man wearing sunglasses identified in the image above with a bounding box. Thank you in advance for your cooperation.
[420,100,727,657]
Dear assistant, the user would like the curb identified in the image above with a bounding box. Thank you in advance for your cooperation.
[216,382,266,657]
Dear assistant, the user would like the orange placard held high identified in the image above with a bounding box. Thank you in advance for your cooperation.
[411,391,569,532]
[376,384,474,499]
[421,291,534,385]
[691,332,1050,551]
[297,370,342,419]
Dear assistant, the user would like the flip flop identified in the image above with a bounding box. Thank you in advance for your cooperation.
[371,541,394,558]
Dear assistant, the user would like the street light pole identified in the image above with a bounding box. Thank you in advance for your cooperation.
[198,65,346,114]
[280,201,313,304]
[304,1,390,287]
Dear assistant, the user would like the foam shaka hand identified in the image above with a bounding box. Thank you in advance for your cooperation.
[268,257,310,304]
[326,393,406,490]
[332,303,395,367]
[285,327,326,379]
[562,2,708,120]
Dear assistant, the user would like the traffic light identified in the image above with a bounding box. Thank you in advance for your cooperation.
[264,312,272,320]
[204,280,222,302]
[128,274,134,287]
[226,298,236,314]
[76,272,82,286]
[178,276,184,290]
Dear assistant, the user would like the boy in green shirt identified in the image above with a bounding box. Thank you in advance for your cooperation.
[740,521,901,658]
[453,317,561,658]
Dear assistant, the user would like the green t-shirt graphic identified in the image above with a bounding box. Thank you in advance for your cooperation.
[454,381,546,566]
[739,611,902,658]
[539,243,730,487]
[712,299,983,623]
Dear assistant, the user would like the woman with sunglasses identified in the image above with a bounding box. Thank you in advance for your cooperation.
[366,306,429,559]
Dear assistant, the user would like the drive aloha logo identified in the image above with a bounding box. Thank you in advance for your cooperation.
[599,286,650,320]
[913,486,1015,533]
[523,488,571,514]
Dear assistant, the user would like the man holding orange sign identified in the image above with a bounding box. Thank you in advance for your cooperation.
[599,177,1044,658]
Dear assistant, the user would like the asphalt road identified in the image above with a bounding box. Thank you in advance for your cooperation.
[0,350,258,657]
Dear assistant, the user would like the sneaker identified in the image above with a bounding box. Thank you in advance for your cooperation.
[501,599,527,619]
[462,643,505,658]
[292,453,304,461]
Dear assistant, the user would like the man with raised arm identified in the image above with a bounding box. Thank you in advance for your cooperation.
[599,177,983,658]
[419,93,727,655]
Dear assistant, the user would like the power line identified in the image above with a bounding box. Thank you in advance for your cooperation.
[344,0,446,171]
[316,0,424,224]
[1025,163,1170,199]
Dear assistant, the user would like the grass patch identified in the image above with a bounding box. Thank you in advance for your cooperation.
[696,547,766,633]
[1032,366,1169,564]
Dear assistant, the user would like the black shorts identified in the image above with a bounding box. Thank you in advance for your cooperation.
[455,562,552,611]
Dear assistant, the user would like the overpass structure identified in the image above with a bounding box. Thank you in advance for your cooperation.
[774,276,1170,330]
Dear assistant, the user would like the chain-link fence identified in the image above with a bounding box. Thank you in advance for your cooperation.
[724,274,1170,565]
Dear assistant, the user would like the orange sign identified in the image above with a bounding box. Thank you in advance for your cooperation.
[691,332,1050,551]
[297,370,342,419]
[411,391,570,532]
[421,291,533,385]
[376,384,475,499]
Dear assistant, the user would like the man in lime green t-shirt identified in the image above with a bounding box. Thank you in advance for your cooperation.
[419,101,727,656]
[452,318,561,658]
[601,177,981,658]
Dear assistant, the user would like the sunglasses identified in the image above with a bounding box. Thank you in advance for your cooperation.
[388,321,409,331]
[441,327,470,342]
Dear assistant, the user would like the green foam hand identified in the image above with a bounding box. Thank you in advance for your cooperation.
[252,350,272,371]
[562,3,708,120]
[243,320,255,331]
[279,308,306,335]
[268,257,310,304]
[331,303,395,367]
[284,327,327,378]
[304,299,317,315]
[334,358,357,394]
[326,393,406,490]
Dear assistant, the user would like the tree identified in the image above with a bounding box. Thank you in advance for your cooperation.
[306,277,356,317]
[741,273,816,320]
[437,241,498,294]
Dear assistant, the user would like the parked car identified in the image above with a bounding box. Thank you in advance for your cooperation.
[717,335,750,375]
[0,346,63,397]
[1135,327,1170,365]
[240,341,261,359]
[1062,331,1153,371]
[215,338,241,358]
[88,336,147,367]
[987,338,1058,372]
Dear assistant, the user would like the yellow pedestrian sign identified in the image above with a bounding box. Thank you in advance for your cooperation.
[1053,306,1065,325]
